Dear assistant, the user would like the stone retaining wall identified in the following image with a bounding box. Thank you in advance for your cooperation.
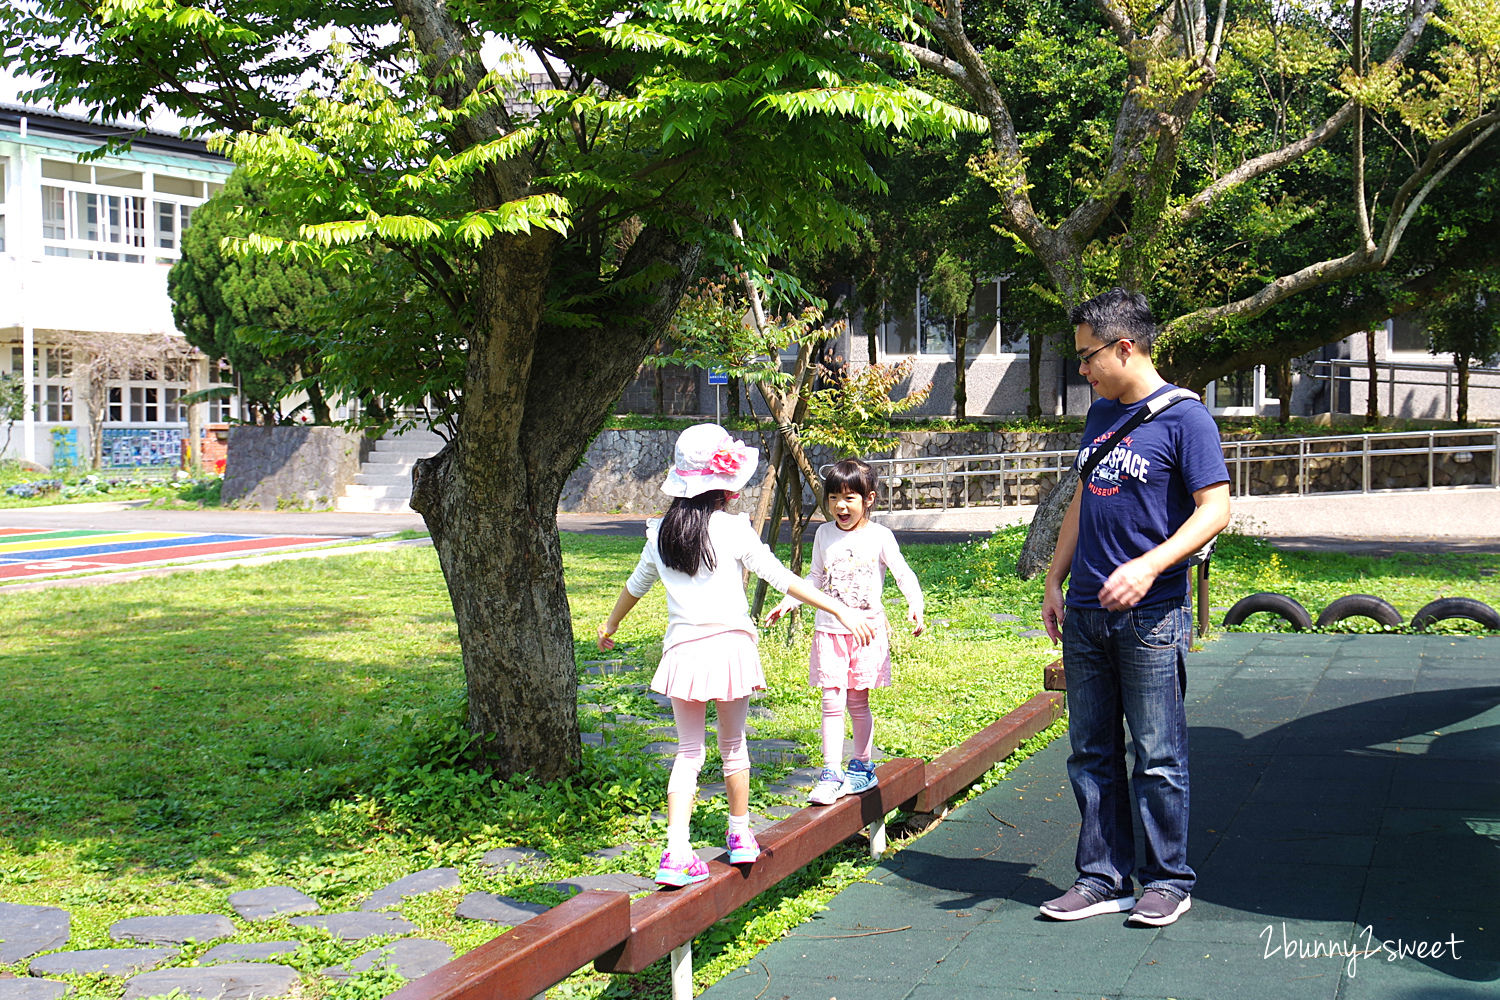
[223,427,371,510]
[561,427,1496,513]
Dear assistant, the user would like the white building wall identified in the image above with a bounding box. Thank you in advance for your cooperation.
[0,115,234,466]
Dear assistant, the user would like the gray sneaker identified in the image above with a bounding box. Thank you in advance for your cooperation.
[1038,883,1134,921]
[1127,888,1191,926]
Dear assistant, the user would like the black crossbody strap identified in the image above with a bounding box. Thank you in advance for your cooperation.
[1076,388,1199,484]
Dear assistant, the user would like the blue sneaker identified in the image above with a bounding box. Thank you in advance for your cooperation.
[839,758,878,795]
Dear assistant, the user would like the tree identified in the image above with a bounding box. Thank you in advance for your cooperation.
[1422,274,1500,425]
[854,0,1500,574]
[65,332,198,470]
[0,373,26,457]
[2,0,979,780]
[169,170,353,425]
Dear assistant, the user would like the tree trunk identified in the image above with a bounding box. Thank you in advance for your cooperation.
[409,227,701,781]
[953,290,971,422]
[1365,327,1379,424]
[1457,350,1470,425]
[1027,326,1043,418]
[1277,358,1293,423]
[1016,473,1076,580]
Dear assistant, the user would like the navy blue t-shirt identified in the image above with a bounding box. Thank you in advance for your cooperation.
[1066,384,1229,611]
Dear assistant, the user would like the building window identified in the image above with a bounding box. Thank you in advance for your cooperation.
[39,158,208,263]
[207,362,237,423]
[0,158,8,252]
[880,278,1022,357]
[1207,367,1261,414]
[13,347,75,423]
[1388,314,1430,356]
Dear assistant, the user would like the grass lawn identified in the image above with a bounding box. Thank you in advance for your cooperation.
[0,526,1495,1000]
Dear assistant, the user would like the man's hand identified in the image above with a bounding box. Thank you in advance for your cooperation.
[1042,581,1065,645]
[1097,556,1159,611]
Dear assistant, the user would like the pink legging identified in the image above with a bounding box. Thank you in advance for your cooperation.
[822,687,873,769]
[668,696,752,796]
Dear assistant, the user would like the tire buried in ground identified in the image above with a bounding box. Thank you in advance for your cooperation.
[1315,594,1403,629]
[1222,592,1314,631]
[1411,597,1500,632]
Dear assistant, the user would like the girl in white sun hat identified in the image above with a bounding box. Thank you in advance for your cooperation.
[598,422,876,887]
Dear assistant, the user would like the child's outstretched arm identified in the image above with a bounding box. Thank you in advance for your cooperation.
[784,578,877,645]
[598,588,640,651]
[883,533,926,636]
[765,531,828,625]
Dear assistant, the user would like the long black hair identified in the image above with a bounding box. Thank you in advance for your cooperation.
[658,490,729,575]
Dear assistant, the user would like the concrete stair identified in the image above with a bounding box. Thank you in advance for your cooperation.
[335,429,445,513]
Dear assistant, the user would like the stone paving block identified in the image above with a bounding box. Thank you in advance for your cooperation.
[288,912,414,940]
[199,942,300,964]
[322,939,453,982]
[122,963,300,1000]
[580,732,604,747]
[453,893,551,926]
[110,915,236,946]
[747,739,807,764]
[641,741,678,755]
[0,979,69,1000]
[479,846,550,872]
[584,843,637,861]
[227,887,318,921]
[359,867,461,911]
[579,659,628,675]
[28,949,179,977]
[990,613,1022,623]
[544,873,657,896]
[0,903,69,963]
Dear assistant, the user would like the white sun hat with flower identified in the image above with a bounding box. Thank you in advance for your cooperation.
[661,423,760,498]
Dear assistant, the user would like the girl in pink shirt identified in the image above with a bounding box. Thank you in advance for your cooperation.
[769,458,924,805]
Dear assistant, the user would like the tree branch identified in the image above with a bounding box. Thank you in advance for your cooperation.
[1092,0,1136,46]
[1169,0,1439,228]
[392,0,527,204]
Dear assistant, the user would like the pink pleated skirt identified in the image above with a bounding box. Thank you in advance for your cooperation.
[651,629,766,702]
[809,620,892,690]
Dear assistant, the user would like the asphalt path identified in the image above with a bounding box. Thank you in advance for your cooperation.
[2,488,1497,557]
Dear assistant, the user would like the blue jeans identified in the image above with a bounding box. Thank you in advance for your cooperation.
[1062,599,1194,899]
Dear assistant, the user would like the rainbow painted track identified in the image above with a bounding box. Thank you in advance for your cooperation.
[0,527,340,581]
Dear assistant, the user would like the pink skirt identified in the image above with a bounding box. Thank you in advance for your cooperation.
[651,630,766,702]
[809,621,892,690]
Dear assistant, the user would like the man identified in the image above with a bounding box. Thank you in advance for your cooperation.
[1040,288,1231,927]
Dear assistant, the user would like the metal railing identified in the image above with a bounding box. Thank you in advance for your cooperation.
[865,428,1500,511]
[1312,359,1500,423]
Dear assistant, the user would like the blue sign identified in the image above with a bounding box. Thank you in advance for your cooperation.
[707,370,729,385]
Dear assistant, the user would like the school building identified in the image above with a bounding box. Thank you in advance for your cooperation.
[0,102,236,468]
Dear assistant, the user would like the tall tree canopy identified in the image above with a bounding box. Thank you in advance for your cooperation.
[848,0,1500,572]
[169,170,350,425]
[1,0,979,779]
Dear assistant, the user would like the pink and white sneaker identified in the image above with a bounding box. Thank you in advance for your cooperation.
[726,827,761,865]
[655,850,710,887]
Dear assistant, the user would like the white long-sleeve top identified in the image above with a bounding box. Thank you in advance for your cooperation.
[781,519,924,634]
[626,511,802,650]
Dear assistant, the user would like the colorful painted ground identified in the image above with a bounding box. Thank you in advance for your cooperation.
[0,527,340,581]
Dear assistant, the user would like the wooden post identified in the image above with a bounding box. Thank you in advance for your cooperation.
[670,942,693,1000]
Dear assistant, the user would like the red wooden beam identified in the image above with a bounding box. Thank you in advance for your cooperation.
[386,890,629,1000]
[1043,656,1066,691]
[595,757,926,975]
[914,691,1064,814]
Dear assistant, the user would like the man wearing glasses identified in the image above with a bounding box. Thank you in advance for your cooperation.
[1039,288,1231,927]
